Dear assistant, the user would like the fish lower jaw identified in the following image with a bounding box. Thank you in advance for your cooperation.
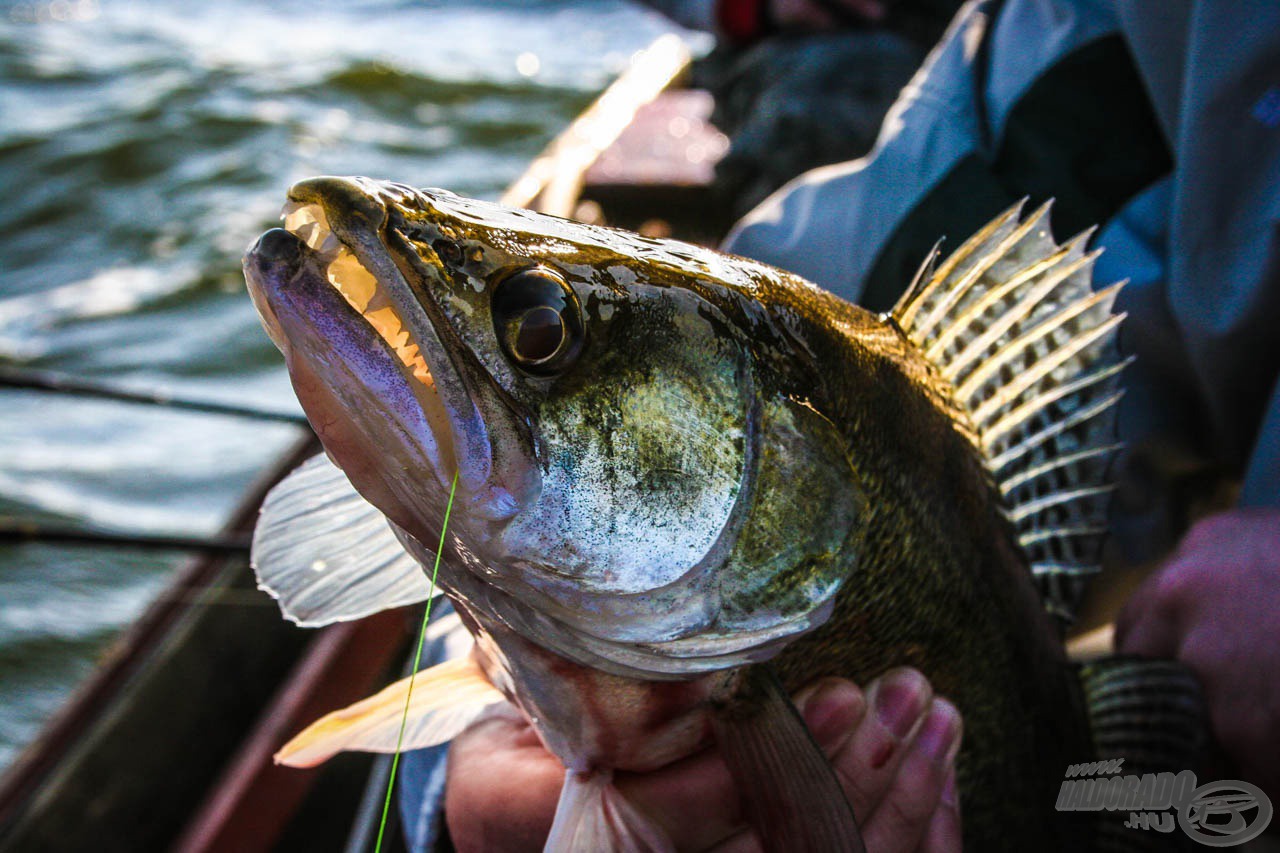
[244,266,288,350]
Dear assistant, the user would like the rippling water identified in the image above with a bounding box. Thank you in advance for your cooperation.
[0,0,690,771]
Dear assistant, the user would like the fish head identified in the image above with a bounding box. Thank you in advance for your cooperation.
[244,177,860,678]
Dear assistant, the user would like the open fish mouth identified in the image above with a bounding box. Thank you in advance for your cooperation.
[282,200,439,394]
[244,179,466,498]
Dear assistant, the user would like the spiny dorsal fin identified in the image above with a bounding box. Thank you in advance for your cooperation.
[891,201,1126,620]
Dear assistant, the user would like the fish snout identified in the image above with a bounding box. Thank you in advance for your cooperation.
[252,227,307,273]
[244,228,313,350]
[287,175,392,231]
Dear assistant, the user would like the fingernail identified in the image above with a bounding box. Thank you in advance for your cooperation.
[873,669,928,740]
[942,767,959,809]
[797,679,864,750]
[912,701,960,764]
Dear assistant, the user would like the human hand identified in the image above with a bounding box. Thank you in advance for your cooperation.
[444,667,962,851]
[1115,508,1280,802]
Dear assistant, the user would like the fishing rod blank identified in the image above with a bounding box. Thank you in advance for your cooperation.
[0,366,309,425]
[0,518,251,554]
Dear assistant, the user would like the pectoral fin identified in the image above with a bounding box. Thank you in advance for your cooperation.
[710,666,865,853]
[544,770,673,853]
[253,453,437,627]
[275,652,506,767]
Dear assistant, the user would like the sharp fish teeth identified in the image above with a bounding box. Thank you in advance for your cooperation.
[327,248,378,313]
[364,306,436,388]
[279,198,431,387]
[323,248,436,390]
[282,202,341,256]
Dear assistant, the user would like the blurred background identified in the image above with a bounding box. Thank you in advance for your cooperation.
[0,0,696,773]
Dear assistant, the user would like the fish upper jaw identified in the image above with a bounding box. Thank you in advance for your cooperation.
[243,176,536,531]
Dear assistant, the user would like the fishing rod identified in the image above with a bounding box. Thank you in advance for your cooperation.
[0,369,307,551]
[0,365,310,425]
[1,518,285,610]
[0,517,251,554]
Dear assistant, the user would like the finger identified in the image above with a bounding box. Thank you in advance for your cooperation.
[617,743,746,850]
[826,668,933,822]
[794,676,868,755]
[861,698,961,853]
[1114,564,1181,658]
[445,715,565,852]
[919,765,962,853]
[622,677,869,850]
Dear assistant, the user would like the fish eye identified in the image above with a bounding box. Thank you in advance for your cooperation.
[491,267,583,375]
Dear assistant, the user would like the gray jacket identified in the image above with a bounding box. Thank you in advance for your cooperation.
[727,0,1280,562]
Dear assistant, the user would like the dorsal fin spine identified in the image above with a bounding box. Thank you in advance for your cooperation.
[926,243,1078,365]
[988,389,1125,473]
[1007,484,1116,524]
[999,444,1122,496]
[895,202,1025,330]
[896,240,944,312]
[913,202,1051,341]
[962,289,1121,414]
[934,246,1099,375]
[1019,523,1108,548]
[983,359,1131,454]
[1031,561,1102,577]
[952,280,1117,400]
[969,313,1124,427]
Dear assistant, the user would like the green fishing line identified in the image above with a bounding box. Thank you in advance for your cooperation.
[375,470,460,853]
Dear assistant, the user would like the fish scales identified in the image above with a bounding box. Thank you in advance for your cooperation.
[245,177,1205,851]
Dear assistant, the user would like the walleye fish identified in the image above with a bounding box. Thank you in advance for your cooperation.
[244,177,1203,851]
